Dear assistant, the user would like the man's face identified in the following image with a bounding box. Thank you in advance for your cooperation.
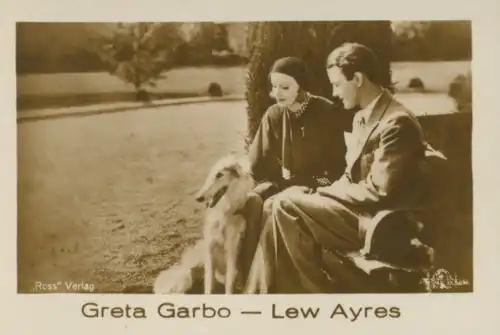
[327,66,359,110]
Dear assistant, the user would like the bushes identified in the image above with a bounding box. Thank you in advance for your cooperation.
[208,82,223,97]
[408,77,425,91]
[448,72,472,113]
[136,89,151,102]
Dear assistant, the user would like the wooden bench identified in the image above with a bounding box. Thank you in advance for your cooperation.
[321,211,435,293]
[321,152,448,294]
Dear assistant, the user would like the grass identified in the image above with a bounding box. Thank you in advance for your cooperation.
[17,61,470,111]
[17,67,246,111]
[390,61,470,92]
[17,101,247,293]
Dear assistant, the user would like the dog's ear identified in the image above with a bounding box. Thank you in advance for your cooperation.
[226,160,251,177]
[226,165,240,177]
[236,156,252,176]
[218,154,252,177]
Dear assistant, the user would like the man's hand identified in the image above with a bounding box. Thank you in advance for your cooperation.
[316,183,340,198]
[316,174,351,197]
[284,185,314,195]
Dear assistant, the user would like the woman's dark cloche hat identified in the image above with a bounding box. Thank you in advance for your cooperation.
[269,57,308,89]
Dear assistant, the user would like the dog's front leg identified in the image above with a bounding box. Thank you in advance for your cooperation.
[204,243,215,294]
[224,230,241,294]
[225,254,236,294]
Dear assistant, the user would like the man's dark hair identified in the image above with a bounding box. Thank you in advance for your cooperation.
[327,42,381,85]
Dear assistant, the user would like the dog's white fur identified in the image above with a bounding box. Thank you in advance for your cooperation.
[153,241,204,294]
[153,154,255,294]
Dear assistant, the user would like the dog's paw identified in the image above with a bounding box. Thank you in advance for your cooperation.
[153,266,193,294]
[215,271,226,285]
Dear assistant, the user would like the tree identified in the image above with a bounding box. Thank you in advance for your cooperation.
[425,21,471,60]
[391,21,431,41]
[391,21,431,61]
[91,22,183,101]
[244,21,393,147]
[226,22,251,59]
[16,22,109,74]
[174,22,231,66]
[391,21,471,61]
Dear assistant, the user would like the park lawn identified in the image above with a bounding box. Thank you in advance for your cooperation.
[16,61,470,111]
[16,67,247,111]
[17,101,247,293]
[390,61,470,92]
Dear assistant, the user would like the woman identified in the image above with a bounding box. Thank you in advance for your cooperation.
[238,57,351,287]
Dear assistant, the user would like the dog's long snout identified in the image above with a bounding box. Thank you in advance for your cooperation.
[194,185,206,203]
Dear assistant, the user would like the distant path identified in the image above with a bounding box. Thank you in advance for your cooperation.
[17,95,245,123]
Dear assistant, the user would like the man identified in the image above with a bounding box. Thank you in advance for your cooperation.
[244,42,429,294]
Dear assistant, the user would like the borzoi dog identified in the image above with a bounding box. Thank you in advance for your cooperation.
[153,155,255,294]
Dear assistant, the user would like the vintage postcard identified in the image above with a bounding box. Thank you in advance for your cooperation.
[2,0,500,334]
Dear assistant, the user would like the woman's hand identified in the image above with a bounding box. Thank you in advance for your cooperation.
[283,185,314,195]
[252,181,279,199]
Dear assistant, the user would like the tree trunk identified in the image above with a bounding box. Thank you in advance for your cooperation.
[244,21,393,148]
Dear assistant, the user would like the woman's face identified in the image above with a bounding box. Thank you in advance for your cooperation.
[270,72,300,107]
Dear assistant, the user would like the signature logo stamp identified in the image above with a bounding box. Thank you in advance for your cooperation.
[421,268,470,292]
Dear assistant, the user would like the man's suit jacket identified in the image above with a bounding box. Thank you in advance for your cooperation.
[318,89,429,215]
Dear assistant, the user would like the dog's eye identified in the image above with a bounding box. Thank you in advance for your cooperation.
[215,172,223,179]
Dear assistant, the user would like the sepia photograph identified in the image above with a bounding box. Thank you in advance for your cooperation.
[16,20,473,295]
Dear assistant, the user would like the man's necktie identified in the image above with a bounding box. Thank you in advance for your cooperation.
[354,112,365,130]
[353,112,366,148]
